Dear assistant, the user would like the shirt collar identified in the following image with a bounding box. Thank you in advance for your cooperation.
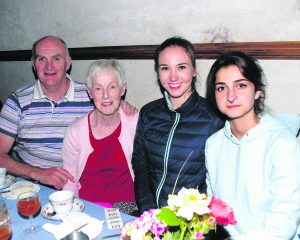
[33,73,75,102]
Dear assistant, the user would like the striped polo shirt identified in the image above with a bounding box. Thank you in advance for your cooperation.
[0,76,94,168]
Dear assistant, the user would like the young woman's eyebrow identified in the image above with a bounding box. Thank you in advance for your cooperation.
[233,78,249,83]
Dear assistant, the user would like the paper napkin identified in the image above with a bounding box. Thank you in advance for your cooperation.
[43,212,104,239]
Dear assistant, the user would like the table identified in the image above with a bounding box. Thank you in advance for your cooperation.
[1,178,135,240]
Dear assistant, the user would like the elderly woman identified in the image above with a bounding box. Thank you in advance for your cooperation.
[62,59,138,213]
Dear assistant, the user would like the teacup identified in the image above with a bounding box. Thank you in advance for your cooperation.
[49,190,74,215]
[0,168,7,185]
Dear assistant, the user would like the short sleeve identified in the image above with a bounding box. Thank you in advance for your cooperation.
[0,93,22,138]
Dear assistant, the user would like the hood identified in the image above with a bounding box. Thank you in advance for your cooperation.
[223,113,296,145]
[272,113,300,136]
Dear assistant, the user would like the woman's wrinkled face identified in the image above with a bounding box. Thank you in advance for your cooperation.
[158,46,196,109]
[88,70,125,116]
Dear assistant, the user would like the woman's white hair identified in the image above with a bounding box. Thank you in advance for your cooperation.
[86,59,126,89]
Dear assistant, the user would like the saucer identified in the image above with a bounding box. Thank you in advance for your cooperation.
[2,181,40,199]
[41,199,85,220]
[0,175,16,189]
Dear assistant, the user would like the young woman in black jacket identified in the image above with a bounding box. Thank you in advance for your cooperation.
[132,37,224,218]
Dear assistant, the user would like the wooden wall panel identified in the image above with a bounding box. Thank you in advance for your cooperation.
[1,42,300,61]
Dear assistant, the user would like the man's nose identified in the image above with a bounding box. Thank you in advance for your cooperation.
[45,60,54,69]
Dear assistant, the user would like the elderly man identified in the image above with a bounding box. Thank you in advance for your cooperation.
[0,35,95,189]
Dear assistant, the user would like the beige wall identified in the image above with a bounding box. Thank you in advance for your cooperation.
[0,0,299,115]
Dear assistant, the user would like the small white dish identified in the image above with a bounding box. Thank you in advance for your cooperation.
[0,175,16,189]
[41,199,85,221]
[2,181,40,199]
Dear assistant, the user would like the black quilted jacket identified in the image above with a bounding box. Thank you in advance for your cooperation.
[132,91,224,213]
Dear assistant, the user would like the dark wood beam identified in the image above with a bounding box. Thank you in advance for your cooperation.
[193,42,300,60]
[1,41,300,61]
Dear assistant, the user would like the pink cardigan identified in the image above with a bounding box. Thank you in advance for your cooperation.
[62,109,138,197]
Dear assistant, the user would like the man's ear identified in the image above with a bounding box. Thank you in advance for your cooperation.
[31,58,36,71]
[66,56,72,71]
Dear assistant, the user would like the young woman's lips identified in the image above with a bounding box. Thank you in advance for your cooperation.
[169,83,181,89]
[227,105,240,109]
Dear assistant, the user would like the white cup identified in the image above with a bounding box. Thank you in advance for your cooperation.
[0,168,7,185]
[49,190,74,215]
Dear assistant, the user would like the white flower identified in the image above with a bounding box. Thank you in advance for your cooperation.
[167,194,183,210]
[168,188,211,220]
[130,228,146,240]
[176,206,194,220]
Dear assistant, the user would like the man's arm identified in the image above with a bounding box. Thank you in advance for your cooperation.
[0,132,74,189]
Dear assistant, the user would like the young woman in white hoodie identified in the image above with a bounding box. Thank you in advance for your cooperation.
[205,51,300,240]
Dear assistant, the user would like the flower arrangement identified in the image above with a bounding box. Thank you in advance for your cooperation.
[121,187,236,240]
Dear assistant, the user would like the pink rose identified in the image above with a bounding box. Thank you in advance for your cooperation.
[209,197,237,226]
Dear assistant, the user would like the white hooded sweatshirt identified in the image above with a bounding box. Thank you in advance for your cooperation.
[205,114,300,240]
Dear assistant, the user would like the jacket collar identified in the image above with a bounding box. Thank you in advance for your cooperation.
[164,90,199,114]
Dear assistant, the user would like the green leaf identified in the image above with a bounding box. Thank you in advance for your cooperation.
[157,207,182,226]
[162,231,181,240]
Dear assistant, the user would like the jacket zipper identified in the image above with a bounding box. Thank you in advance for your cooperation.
[155,112,180,207]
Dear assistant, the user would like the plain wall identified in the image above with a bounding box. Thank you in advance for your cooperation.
[0,0,299,115]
